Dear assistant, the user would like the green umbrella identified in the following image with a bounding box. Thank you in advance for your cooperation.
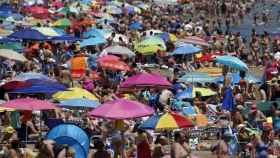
[134,37,166,55]
[52,18,71,29]
[0,43,22,50]
[57,6,78,15]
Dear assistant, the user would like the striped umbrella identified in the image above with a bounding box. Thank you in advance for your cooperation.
[140,112,193,130]
[179,36,210,47]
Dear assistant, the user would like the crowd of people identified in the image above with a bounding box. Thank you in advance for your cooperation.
[0,0,280,158]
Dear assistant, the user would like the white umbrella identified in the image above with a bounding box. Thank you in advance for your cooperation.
[101,45,135,57]
[0,49,27,62]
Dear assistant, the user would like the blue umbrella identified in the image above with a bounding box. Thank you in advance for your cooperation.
[171,44,202,55]
[80,37,107,48]
[176,87,193,99]
[83,28,112,38]
[179,72,215,83]
[215,73,261,84]
[11,79,66,94]
[159,32,170,42]
[129,22,143,30]
[51,35,79,41]
[14,72,52,81]
[59,98,100,108]
[8,28,51,40]
[0,37,20,43]
[47,124,90,158]
[0,4,16,13]
[215,55,248,71]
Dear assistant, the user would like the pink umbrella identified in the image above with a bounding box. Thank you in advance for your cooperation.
[0,98,57,111]
[97,55,120,63]
[182,36,210,47]
[89,99,154,119]
[120,73,172,89]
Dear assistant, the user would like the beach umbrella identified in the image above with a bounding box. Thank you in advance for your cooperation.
[83,28,112,38]
[0,4,16,13]
[0,100,14,112]
[57,6,79,15]
[135,37,166,55]
[97,55,120,62]
[89,99,154,119]
[50,34,79,41]
[120,72,172,89]
[215,73,261,84]
[195,67,222,77]
[176,87,217,99]
[46,124,90,158]
[112,34,129,44]
[103,5,122,14]
[129,22,143,30]
[1,81,31,91]
[14,72,51,81]
[80,37,107,48]
[26,6,49,18]
[52,18,71,29]
[215,55,248,71]
[153,0,178,5]
[11,79,66,94]
[8,28,50,40]
[0,49,27,62]
[59,98,100,109]
[100,45,135,57]
[99,60,130,71]
[171,44,202,55]
[53,87,98,101]
[139,112,193,130]
[33,27,60,37]
[178,72,215,83]
[0,28,13,36]
[158,32,177,42]
[0,98,56,111]
[180,36,210,47]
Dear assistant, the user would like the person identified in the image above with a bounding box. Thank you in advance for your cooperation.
[135,129,152,158]
[92,139,111,158]
[271,102,280,133]
[211,132,231,158]
[170,131,191,158]
[152,135,168,158]
[248,104,266,129]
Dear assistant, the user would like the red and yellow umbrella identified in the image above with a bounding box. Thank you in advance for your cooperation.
[140,112,194,130]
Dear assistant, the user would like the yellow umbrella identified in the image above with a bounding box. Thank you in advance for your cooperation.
[192,87,217,97]
[33,27,60,37]
[169,33,177,42]
[53,87,98,101]
[195,67,222,77]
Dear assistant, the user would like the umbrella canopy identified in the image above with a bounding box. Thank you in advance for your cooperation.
[33,27,60,37]
[0,49,27,62]
[139,112,193,130]
[83,28,112,38]
[46,124,89,158]
[53,87,98,101]
[178,72,215,83]
[0,98,57,110]
[120,73,172,89]
[1,81,31,91]
[57,6,79,15]
[195,67,222,77]
[180,36,210,47]
[80,37,107,48]
[215,73,261,84]
[14,72,51,81]
[103,5,122,14]
[52,18,71,29]
[171,44,202,55]
[99,60,130,71]
[176,87,217,99]
[97,55,120,62]
[25,6,49,18]
[100,45,135,57]
[59,98,100,108]
[135,37,166,55]
[215,55,248,71]
[8,28,50,40]
[129,22,143,30]
[89,99,154,119]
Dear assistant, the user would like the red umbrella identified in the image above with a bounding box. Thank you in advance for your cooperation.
[99,60,130,71]
[0,98,57,111]
[1,81,32,91]
[26,6,49,18]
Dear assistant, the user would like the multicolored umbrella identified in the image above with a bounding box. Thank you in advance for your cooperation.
[139,112,194,130]
[89,99,154,120]
[100,45,135,57]
[120,72,172,89]
[176,87,217,99]
[1,81,31,91]
[52,18,71,29]
[0,98,57,111]
[195,67,222,77]
[215,55,248,71]
[135,37,166,55]
[33,27,60,37]
[178,72,215,83]
[53,87,98,101]
[0,49,27,62]
[59,98,100,108]
[180,36,210,47]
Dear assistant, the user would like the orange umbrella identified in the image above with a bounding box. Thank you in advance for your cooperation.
[99,60,130,71]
